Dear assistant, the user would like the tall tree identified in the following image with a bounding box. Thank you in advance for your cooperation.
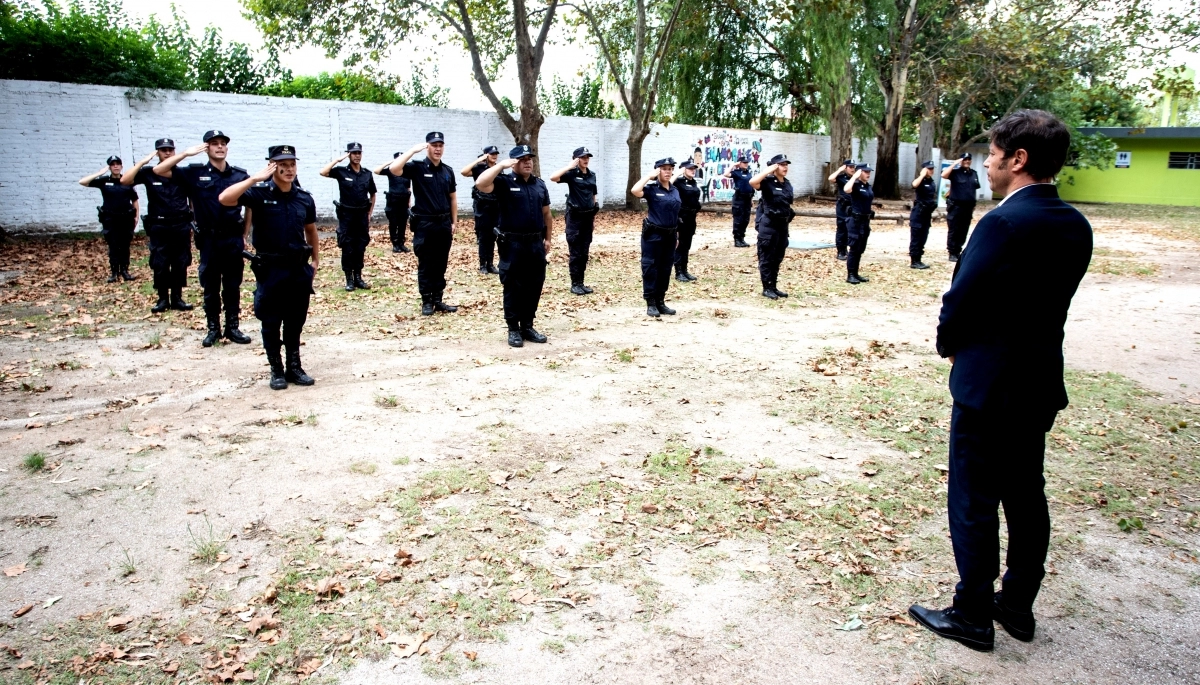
[244,0,559,171]
[567,0,685,208]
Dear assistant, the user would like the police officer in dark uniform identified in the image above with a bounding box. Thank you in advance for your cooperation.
[321,143,377,291]
[723,155,752,247]
[154,130,252,347]
[751,153,796,299]
[374,153,412,253]
[80,156,139,283]
[390,132,458,316]
[122,138,195,312]
[942,153,981,262]
[672,160,701,282]
[474,145,553,347]
[827,159,855,260]
[549,147,600,295]
[631,158,682,317]
[843,163,875,284]
[908,161,937,270]
[460,146,501,275]
[219,145,320,391]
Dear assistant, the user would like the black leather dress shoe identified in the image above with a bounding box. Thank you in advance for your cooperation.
[151,295,170,314]
[581,284,593,293]
[762,288,779,300]
[993,592,1035,642]
[655,300,676,315]
[949,253,960,263]
[733,239,750,248]
[911,261,930,270]
[773,287,788,297]
[846,274,865,284]
[837,251,848,261]
[646,302,661,318]
[908,605,994,652]
[571,283,588,295]
[521,327,547,343]
[507,330,524,347]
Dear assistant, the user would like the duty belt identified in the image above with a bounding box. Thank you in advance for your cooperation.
[334,200,370,211]
[642,220,677,234]
[733,190,753,198]
[566,204,599,215]
[411,212,451,221]
[146,213,193,224]
[384,191,410,198]
[494,229,543,242]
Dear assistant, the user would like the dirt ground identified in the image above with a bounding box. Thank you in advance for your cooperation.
[1,202,1198,685]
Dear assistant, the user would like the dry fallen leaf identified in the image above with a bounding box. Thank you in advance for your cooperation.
[177,633,203,646]
[162,661,180,674]
[463,650,477,662]
[247,614,279,635]
[314,578,345,598]
[12,604,34,618]
[106,615,133,631]
[383,632,431,659]
[4,563,28,577]
[641,503,659,514]
[488,470,511,486]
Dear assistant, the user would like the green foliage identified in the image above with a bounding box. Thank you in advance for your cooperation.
[541,72,621,119]
[259,67,449,108]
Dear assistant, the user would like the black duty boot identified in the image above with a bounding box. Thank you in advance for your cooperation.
[993,592,1036,642]
[773,284,788,298]
[420,294,435,316]
[224,318,252,344]
[170,288,193,311]
[267,351,287,390]
[581,284,593,293]
[344,271,355,292]
[655,299,676,315]
[285,347,315,386]
[676,271,690,282]
[948,253,960,263]
[908,605,994,652]
[683,272,697,282]
[479,263,490,275]
[202,320,221,347]
[107,268,119,284]
[433,292,458,313]
[911,259,930,270]
[762,287,779,300]
[571,283,588,296]
[487,262,499,275]
[734,239,750,248]
[837,250,848,261]
[520,325,547,343]
[353,270,370,289]
[646,299,661,318]
[151,290,170,314]
[392,245,403,254]
[398,243,411,253]
[507,320,523,348]
[121,268,137,281]
[847,274,866,285]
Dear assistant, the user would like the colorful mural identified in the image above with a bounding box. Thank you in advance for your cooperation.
[691,130,764,202]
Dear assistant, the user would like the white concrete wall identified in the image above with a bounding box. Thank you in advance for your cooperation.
[0,79,930,233]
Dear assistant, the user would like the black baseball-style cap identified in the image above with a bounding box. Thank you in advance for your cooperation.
[654,157,676,168]
[960,152,972,160]
[267,145,298,161]
[843,159,855,166]
[482,145,500,155]
[426,132,445,143]
[736,154,748,163]
[922,160,935,169]
[154,138,175,150]
[681,160,697,170]
[346,142,363,152]
[856,163,873,172]
[106,155,121,165]
[202,130,229,143]
[769,153,790,165]
[509,145,535,159]
[573,146,593,159]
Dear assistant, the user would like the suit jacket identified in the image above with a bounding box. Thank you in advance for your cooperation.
[936,183,1092,419]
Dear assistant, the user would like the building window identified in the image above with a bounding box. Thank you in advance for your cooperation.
[1168,152,1200,169]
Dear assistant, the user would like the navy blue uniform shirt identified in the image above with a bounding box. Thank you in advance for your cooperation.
[914,175,937,204]
[947,167,980,201]
[132,166,191,218]
[376,167,411,196]
[644,180,682,227]
[492,172,550,233]
[402,158,456,216]
[673,176,701,212]
[849,180,874,215]
[557,168,598,210]
[328,165,376,208]
[730,168,753,195]
[239,180,316,257]
[89,175,137,212]
[835,172,853,204]
[172,162,249,231]
[756,175,794,223]
[470,162,497,205]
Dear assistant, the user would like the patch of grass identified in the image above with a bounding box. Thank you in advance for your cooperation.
[146,332,162,348]
[349,461,378,475]
[305,411,318,426]
[22,452,46,472]
[540,639,565,654]
[187,515,227,564]
[615,348,635,363]
[118,548,137,577]
[73,325,92,338]
[375,394,401,408]
[55,359,82,370]
[393,455,411,466]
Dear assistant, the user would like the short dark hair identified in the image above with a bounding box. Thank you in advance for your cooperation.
[988,109,1071,180]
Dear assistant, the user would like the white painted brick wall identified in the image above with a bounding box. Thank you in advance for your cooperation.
[0,79,929,233]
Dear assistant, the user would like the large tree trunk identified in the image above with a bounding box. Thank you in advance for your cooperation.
[873,0,919,200]
[915,86,937,183]
[626,117,649,209]
[826,60,854,194]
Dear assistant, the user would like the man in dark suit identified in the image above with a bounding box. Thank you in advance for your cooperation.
[909,110,1093,652]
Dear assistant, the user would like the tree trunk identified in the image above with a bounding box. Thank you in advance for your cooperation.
[826,60,854,194]
[915,86,937,182]
[873,0,919,200]
[625,118,649,209]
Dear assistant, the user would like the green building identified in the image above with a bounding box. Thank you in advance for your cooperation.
[1058,127,1200,207]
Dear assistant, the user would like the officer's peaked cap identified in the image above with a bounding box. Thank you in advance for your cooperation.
[267,145,298,161]
[202,130,229,143]
[483,145,500,155]
[922,160,935,169]
[654,157,676,168]
[769,153,789,165]
[855,163,873,172]
[154,138,175,150]
[426,132,445,143]
[681,160,697,169]
[106,155,122,165]
[346,142,363,152]
[509,145,535,159]
[960,152,972,160]
[843,159,855,166]
[572,146,593,159]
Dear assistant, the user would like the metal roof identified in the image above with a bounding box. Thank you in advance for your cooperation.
[1076,127,1200,139]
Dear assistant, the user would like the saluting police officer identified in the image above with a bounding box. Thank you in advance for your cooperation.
[321,143,377,291]
[122,138,195,312]
[549,147,599,295]
[79,156,139,283]
[942,152,981,262]
[908,161,937,270]
[460,146,501,275]
[631,158,682,317]
[843,163,875,284]
[218,145,320,391]
[374,153,413,253]
[723,155,753,247]
[391,132,458,316]
[827,159,855,260]
[672,160,701,282]
[154,130,252,347]
[750,153,796,299]
[474,145,553,347]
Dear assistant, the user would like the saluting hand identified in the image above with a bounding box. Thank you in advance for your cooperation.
[140,151,157,164]
[408,142,429,155]
[765,163,778,174]
[498,158,520,169]
[252,162,276,183]
[185,143,209,157]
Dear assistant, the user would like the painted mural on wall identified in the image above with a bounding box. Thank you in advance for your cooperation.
[690,130,764,202]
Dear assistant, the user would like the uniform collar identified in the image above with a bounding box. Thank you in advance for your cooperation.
[995,182,1054,207]
[513,172,539,185]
